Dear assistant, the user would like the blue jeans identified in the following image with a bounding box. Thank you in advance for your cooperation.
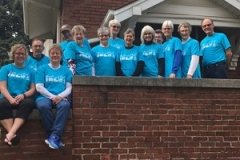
[36,98,70,139]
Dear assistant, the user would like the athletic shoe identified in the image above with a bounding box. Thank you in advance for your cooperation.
[45,135,59,150]
[58,140,65,147]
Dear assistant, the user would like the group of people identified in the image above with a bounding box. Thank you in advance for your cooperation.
[0,41,72,150]
[0,18,232,150]
[60,18,232,79]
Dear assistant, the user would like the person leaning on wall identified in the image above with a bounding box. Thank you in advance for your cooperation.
[162,20,183,78]
[60,24,91,66]
[116,28,144,77]
[64,25,93,75]
[178,21,202,79]
[200,18,232,79]
[0,44,36,146]
[138,25,165,78]
[108,19,125,50]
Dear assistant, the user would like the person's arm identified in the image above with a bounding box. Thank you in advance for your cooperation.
[171,50,183,77]
[0,81,16,105]
[58,82,72,99]
[36,83,55,99]
[92,63,95,76]
[158,58,165,77]
[23,83,35,97]
[116,62,124,76]
[132,61,144,77]
[67,59,76,75]
[15,83,36,104]
[225,48,232,66]
[187,55,199,78]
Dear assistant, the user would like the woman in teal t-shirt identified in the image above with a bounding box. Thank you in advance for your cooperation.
[0,44,36,146]
[35,44,73,150]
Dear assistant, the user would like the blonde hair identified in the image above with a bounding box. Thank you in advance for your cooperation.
[9,44,28,61]
[72,25,86,36]
[48,44,63,55]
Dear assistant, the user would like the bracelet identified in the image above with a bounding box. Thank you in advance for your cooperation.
[23,93,27,99]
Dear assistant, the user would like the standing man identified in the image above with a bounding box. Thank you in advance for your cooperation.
[155,29,165,44]
[200,18,232,79]
[25,39,50,72]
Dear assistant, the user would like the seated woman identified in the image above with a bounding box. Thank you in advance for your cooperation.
[0,44,36,146]
[35,44,72,150]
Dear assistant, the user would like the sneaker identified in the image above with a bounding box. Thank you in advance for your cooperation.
[58,140,65,147]
[45,135,59,150]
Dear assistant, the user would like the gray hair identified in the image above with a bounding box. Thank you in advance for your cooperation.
[108,19,121,28]
[97,27,110,36]
[162,20,174,31]
[178,21,192,33]
[124,28,135,37]
[140,25,155,43]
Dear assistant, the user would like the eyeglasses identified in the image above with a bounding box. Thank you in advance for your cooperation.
[111,26,120,29]
[99,34,109,38]
[163,28,171,30]
[33,45,43,48]
[202,23,212,28]
[15,52,26,56]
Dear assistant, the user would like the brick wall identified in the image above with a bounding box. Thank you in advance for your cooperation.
[1,77,240,160]
[61,0,136,39]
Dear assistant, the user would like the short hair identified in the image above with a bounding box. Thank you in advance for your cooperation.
[97,27,110,36]
[124,28,135,37]
[201,18,214,25]
[178,21,192,33]
[31,38,44,46]
[9,44,28,61]
[155,29,163,34]
[162,20,174,31]
[140,25,155,43]
[108,19,121,28]
[61,24,72,32]
[72,25,86,36]
[48,44,63,55]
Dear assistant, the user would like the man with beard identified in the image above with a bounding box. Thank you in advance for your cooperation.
[25,39,50,72]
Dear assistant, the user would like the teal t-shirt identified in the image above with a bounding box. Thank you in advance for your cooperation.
[35,64,73,102]
[0,63,35,98]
